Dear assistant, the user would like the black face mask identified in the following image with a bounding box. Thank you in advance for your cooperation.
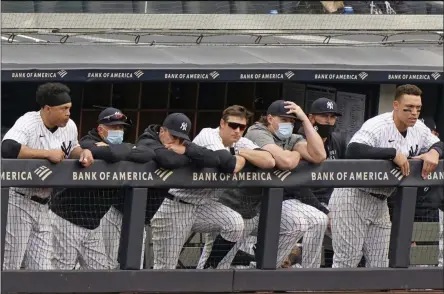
[314,122,335,138]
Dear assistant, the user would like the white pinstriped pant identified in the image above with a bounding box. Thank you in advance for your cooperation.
[50,211,112,270]
[3,191,53,270]
[439,209,443,267]
[329,188,391,268]
[101,206,147,269]
[151,198,245,269]
[197,199,328,269]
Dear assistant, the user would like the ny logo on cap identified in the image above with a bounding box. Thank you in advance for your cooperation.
[326,101,334,110]
[180,122,188,131]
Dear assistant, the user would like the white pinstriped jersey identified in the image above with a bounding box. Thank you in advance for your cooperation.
[2,111,79,198]
[349,111,440,196]
[169,127,260,205]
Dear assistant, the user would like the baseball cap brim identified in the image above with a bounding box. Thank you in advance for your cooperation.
[311,111,342,117]
[169,129,190,141]
[100,120,131,126]
[269,113,298,119]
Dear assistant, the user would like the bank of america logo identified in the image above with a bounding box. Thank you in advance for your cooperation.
[431,72,441,80]
[134,70,144,78]
[390,168,404,181]
[34,166,53,181]
[154,168,174,181]
[209,71,220,79]
[273,170,292,181]
[359,72,368,80]
[57,70,68,78]
[285,71,295,79]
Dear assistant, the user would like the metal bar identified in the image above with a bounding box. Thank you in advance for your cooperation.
[389,187,418,268]
[118,188,148,270]
[256,188,283,269]
[2,267,443,293]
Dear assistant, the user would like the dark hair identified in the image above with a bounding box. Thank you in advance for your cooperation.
[222,105,253,122]
[258,115,270,126]
[395,84,422,101]
[36,83,70,107]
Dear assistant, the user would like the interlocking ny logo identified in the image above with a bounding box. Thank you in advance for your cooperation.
[155,168,174,181]
[359,72,368,80]
[431,72,441,80]
[390,168,404,181]
[134,70,144,78]
[34,166,53,181]
[180,122,188,131]
[57,70,68,78]
[273,170,292,181]
[285,71,295,79]
[209,71,220,79]
[326,101,334,110]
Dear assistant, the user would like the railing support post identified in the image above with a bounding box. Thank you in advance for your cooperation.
[389,187,418,268]
[256,188,283,270]
[118,187,148,270]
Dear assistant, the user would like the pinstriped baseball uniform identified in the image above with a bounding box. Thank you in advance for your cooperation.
[329,112,440,268]
[151,127,250,269]
[2,111,79,270]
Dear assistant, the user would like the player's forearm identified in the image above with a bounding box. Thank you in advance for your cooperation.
[238,149,275,169]
[273,150,301,170]
[346,142,396,160]
[17,145,50,159]
[301,119,327,162]
[69,146,83,159]
[429,141,444,158]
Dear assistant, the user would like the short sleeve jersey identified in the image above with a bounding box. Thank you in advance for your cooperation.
[2,111,79,198]
[169,127,260,205]
[349,111,440,196]
[245,122,305,151]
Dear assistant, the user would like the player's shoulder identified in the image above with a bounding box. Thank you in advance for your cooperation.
[412,119,430,133]
[361,112,393,129]
[196,127,218,137]
[59,119,78,135]
[14,111,41,127]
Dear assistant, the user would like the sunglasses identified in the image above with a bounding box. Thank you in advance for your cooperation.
[227,122,247,131]
[99,112,129,124]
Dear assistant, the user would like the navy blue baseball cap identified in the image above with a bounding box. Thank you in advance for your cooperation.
[310,98,342,116]
[97,107,131,126]
[421,117,436,131]
[162,113,192,141]
[267,100,297,119]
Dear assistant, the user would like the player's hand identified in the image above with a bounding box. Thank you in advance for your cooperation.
[95,142,108,147]
[393,152,410,176]
[326,213,332,230]
[165,143,186,155]
[284,101,308,121]
[45,149,66,163]
[79,149,94,167]
[234,155,246,173]
[412,149,439,179]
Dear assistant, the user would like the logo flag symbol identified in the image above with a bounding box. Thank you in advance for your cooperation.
[390,168,404,181]
[431,72,441,80]
[285,71,295,79]
[34,166,53,181]
[358,72,368,80]
[155,168,174,181]
[57,70,68,78]
[134,70,144,78]
[209,71,220,79]
[273,170,292,181]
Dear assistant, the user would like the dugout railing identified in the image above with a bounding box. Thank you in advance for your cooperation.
[1,159,443,293]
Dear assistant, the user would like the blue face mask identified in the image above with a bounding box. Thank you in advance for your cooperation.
[275,122,294,140]
[106,130,124,145]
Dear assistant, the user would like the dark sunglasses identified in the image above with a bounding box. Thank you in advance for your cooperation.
[99,112,129,124]
[227,122,247,131]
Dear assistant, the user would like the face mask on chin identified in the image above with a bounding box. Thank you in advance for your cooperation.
[314,122,335,138]
[274,122,294,140]
[105,130,124,144]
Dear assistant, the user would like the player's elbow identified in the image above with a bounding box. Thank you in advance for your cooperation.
[311,152,327,164]
[276,157,297,171]
[1,139,21,158]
